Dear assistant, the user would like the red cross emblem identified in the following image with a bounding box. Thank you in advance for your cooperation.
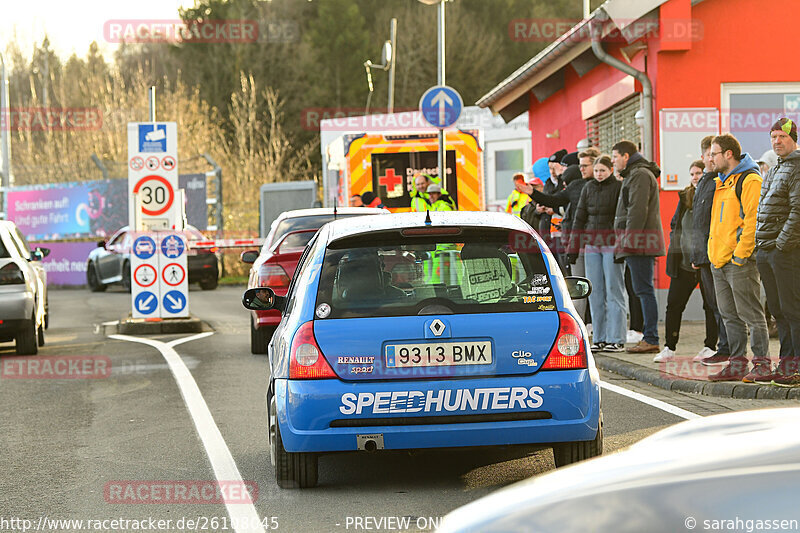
[379,168,403,190]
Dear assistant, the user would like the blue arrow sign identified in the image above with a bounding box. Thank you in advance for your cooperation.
[134,291,158,315]
[162,290,187,314]
[160,234,185,259]
[133,236,157,260]
[419,85,463,129]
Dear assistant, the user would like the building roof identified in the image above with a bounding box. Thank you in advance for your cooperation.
[477,0,674,121]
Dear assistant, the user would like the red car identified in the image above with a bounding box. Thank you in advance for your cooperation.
[241,207,386,354]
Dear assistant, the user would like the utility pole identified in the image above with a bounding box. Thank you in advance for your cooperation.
[0,53,13,218]
[437,0,446,185]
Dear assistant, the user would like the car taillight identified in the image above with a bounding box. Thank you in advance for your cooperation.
[289,321,336,379]
[541,311,587,370]
[0,263,25,285]
[259,264,290,289]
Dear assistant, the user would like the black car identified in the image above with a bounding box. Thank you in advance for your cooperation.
[86,225,219,291]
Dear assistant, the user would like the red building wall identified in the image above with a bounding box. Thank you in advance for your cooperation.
[527,0,795,289]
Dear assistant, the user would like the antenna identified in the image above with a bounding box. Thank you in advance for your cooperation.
[425,210,432,225]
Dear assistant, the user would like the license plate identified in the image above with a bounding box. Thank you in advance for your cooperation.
[385,341,492,368]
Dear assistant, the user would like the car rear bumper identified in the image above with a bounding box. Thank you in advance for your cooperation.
[275,371,600,453]
[188,254,218,282]
[0,290,34,322]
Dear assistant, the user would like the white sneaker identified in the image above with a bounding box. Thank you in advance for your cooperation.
[627,330,644,344]
[693,347,716,362]
[653,347,675,363]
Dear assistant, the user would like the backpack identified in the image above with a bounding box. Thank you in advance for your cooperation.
[731,169,758,219]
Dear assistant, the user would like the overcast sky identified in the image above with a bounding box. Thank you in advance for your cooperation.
[1,0,196,64]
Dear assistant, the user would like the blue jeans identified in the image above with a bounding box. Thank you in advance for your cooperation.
[584,246,626,344]
[625,256,659,345]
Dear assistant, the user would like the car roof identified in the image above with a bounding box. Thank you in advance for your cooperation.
[323,211,533,243]
[276,207,387,221]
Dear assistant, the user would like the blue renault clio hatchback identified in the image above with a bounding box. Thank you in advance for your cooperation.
[242,211,601,488]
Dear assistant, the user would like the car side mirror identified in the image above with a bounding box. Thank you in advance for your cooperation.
[565,276,592,300]
[36,247,50,259]
[242,287,286,312]
[30,250,44,262]
[240,250,259,264]
[97,240,106,248]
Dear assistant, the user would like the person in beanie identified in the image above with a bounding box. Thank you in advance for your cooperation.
[755,118,800,386]
[360,191,385,209]
[692,136,731,365]
[654,160,720,362]
[426,184,453,211]
[706,134,769,382]
[538,149,567,263]
[611,140,666,354]
[521,157,551,233]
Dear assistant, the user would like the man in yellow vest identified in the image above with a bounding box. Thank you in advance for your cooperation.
[410,174,431,212]
[505,173,531,217]
[427,184,454,211]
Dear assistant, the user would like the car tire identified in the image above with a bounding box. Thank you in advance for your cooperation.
[16,316,38,355]
[250,315,272,355]
[270,396,318,489]
[87,263,107,292]
[199,278,218,290]
[121,261,132,293]
[38,324,45,346]
[552,419,603,468]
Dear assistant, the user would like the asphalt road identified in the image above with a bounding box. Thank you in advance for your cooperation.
[0,287,795,533]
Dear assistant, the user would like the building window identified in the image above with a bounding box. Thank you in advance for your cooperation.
[494,148,525,200]
[586,94,642,153]
[721,83,800,159]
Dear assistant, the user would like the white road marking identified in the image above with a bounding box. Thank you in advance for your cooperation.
[600,380,701,420]
[110,332,265,533]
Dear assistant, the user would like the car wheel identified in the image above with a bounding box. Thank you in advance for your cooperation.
[199,278,218,290]
[553,418,603,468]
[271,396,318,489]
[15,315,38,355]
[37,324,45,346]
[121,261,132,292]
[87,263,107,292]
[250,315,273,355]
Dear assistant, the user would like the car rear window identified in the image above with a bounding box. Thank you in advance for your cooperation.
[315,228,554,318]
[272,214,366,246]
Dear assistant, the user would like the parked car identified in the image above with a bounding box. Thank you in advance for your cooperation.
[437,407,800,533]
[242,211,597,488]
[86,225,219,292]
[241,207,387,354]
[0,220,49,354]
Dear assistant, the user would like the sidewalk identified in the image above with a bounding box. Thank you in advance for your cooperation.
[592,321,800,400]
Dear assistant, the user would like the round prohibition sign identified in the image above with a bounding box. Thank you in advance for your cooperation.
[129,156,144,171]
[162,262,186,286]
[133,175,175,216]
[133,264,157,287]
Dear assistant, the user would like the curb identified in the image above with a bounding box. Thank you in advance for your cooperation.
[115,317,212,335]
[595,355,800,400]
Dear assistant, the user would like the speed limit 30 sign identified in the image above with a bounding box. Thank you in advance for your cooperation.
[127,122,179,230]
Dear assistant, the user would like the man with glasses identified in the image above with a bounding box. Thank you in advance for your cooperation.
[706,134,769,382]
[693,135,731,365]
[755,118,800,386]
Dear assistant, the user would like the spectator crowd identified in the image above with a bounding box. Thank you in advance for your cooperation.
[350,118,800,387]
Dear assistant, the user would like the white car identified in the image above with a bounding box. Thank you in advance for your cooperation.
[0,221,49,354]
[438,407,800,533]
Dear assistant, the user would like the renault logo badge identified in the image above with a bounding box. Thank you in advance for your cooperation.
[429,319,446,337]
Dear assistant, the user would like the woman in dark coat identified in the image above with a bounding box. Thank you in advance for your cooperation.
[571,155,625,353]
